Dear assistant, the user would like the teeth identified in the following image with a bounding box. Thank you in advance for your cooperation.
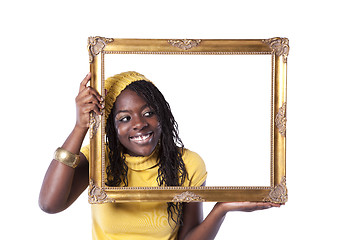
[131,133,151,142]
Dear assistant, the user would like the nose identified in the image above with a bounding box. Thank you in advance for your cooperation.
[132,116,148,130]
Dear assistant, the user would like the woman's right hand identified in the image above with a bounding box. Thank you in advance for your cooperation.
[75,73,104,130]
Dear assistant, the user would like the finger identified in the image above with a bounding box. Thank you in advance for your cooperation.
[270,203,282,207]
[78,91,102,105]
[238,202,271,212]
[77,95,104,114]
[255,202,280,210]
[79,73,91,92]
[80,103,103,116]
[88,103,103,115]
[78,85,103,103]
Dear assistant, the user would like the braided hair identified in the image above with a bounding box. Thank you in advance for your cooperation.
[105,80,188,226]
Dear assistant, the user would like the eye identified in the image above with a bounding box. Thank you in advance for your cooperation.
[144,111,154,117]
[118,115,131,122]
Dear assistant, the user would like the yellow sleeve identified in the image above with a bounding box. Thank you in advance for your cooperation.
[182,149,207,187]
[80,144,90,162]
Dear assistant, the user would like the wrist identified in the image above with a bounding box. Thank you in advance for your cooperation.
[73,123,89,135]
[213,203,229,218]
[61,124,89,155]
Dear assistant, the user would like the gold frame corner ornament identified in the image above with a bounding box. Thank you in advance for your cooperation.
[263,37,289,63]
[275,102,287,137]
[264,176,288,204]
[88,36,114,63]
[172,191,205,202]
[168,39,202,50]
[88,179,112,204]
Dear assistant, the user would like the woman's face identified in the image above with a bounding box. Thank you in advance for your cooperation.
[113,89,161,156]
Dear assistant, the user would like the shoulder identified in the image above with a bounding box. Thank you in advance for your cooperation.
[80,145,90,161]
[182,149,205,168]
[182,148,207,187]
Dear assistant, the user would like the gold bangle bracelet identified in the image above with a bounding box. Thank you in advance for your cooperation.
[54,147,80,168]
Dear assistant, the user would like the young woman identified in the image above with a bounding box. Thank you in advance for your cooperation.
[39,71,280,240]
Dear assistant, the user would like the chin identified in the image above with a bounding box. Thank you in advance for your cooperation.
[128,146,157,157]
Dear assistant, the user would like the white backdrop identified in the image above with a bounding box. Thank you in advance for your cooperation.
[104,54,271,186]
[1,1,348,239]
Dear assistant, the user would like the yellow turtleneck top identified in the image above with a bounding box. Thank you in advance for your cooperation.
[81,146,207,240]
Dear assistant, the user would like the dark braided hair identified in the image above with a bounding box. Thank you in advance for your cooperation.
[105,80,188,226]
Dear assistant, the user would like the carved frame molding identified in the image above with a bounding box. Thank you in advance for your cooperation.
[168,39,202,50]
[87,37,288,204]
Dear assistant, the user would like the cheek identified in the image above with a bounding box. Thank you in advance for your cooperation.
[149,117,160,129]
[116,124,128,140]
[154,123,162,137]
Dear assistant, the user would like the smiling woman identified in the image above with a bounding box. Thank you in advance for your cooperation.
[39,38,284,240]
[100,72,190,195]
[76,71,207,238]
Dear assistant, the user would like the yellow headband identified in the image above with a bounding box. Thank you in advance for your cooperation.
[104,71,151,120]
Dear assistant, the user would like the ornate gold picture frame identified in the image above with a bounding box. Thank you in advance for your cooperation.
[87,37,288,204]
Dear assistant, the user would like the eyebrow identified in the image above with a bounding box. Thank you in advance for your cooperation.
[115,110,129,115]
[114,104,151,116]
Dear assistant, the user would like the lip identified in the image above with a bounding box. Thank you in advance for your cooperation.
[129,132,154,144]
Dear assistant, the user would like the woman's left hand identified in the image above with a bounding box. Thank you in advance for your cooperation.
[217,201,282,213]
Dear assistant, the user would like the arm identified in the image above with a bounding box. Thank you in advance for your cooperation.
[38,73,103,213]
[178,184,281,240]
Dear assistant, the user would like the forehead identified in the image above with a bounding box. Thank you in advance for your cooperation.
[114,89,147,112]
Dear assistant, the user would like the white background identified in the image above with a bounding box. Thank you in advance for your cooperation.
[1,1,348,239]
[105,54,272,186]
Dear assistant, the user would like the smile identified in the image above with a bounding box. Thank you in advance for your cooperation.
[129,132,153,144]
